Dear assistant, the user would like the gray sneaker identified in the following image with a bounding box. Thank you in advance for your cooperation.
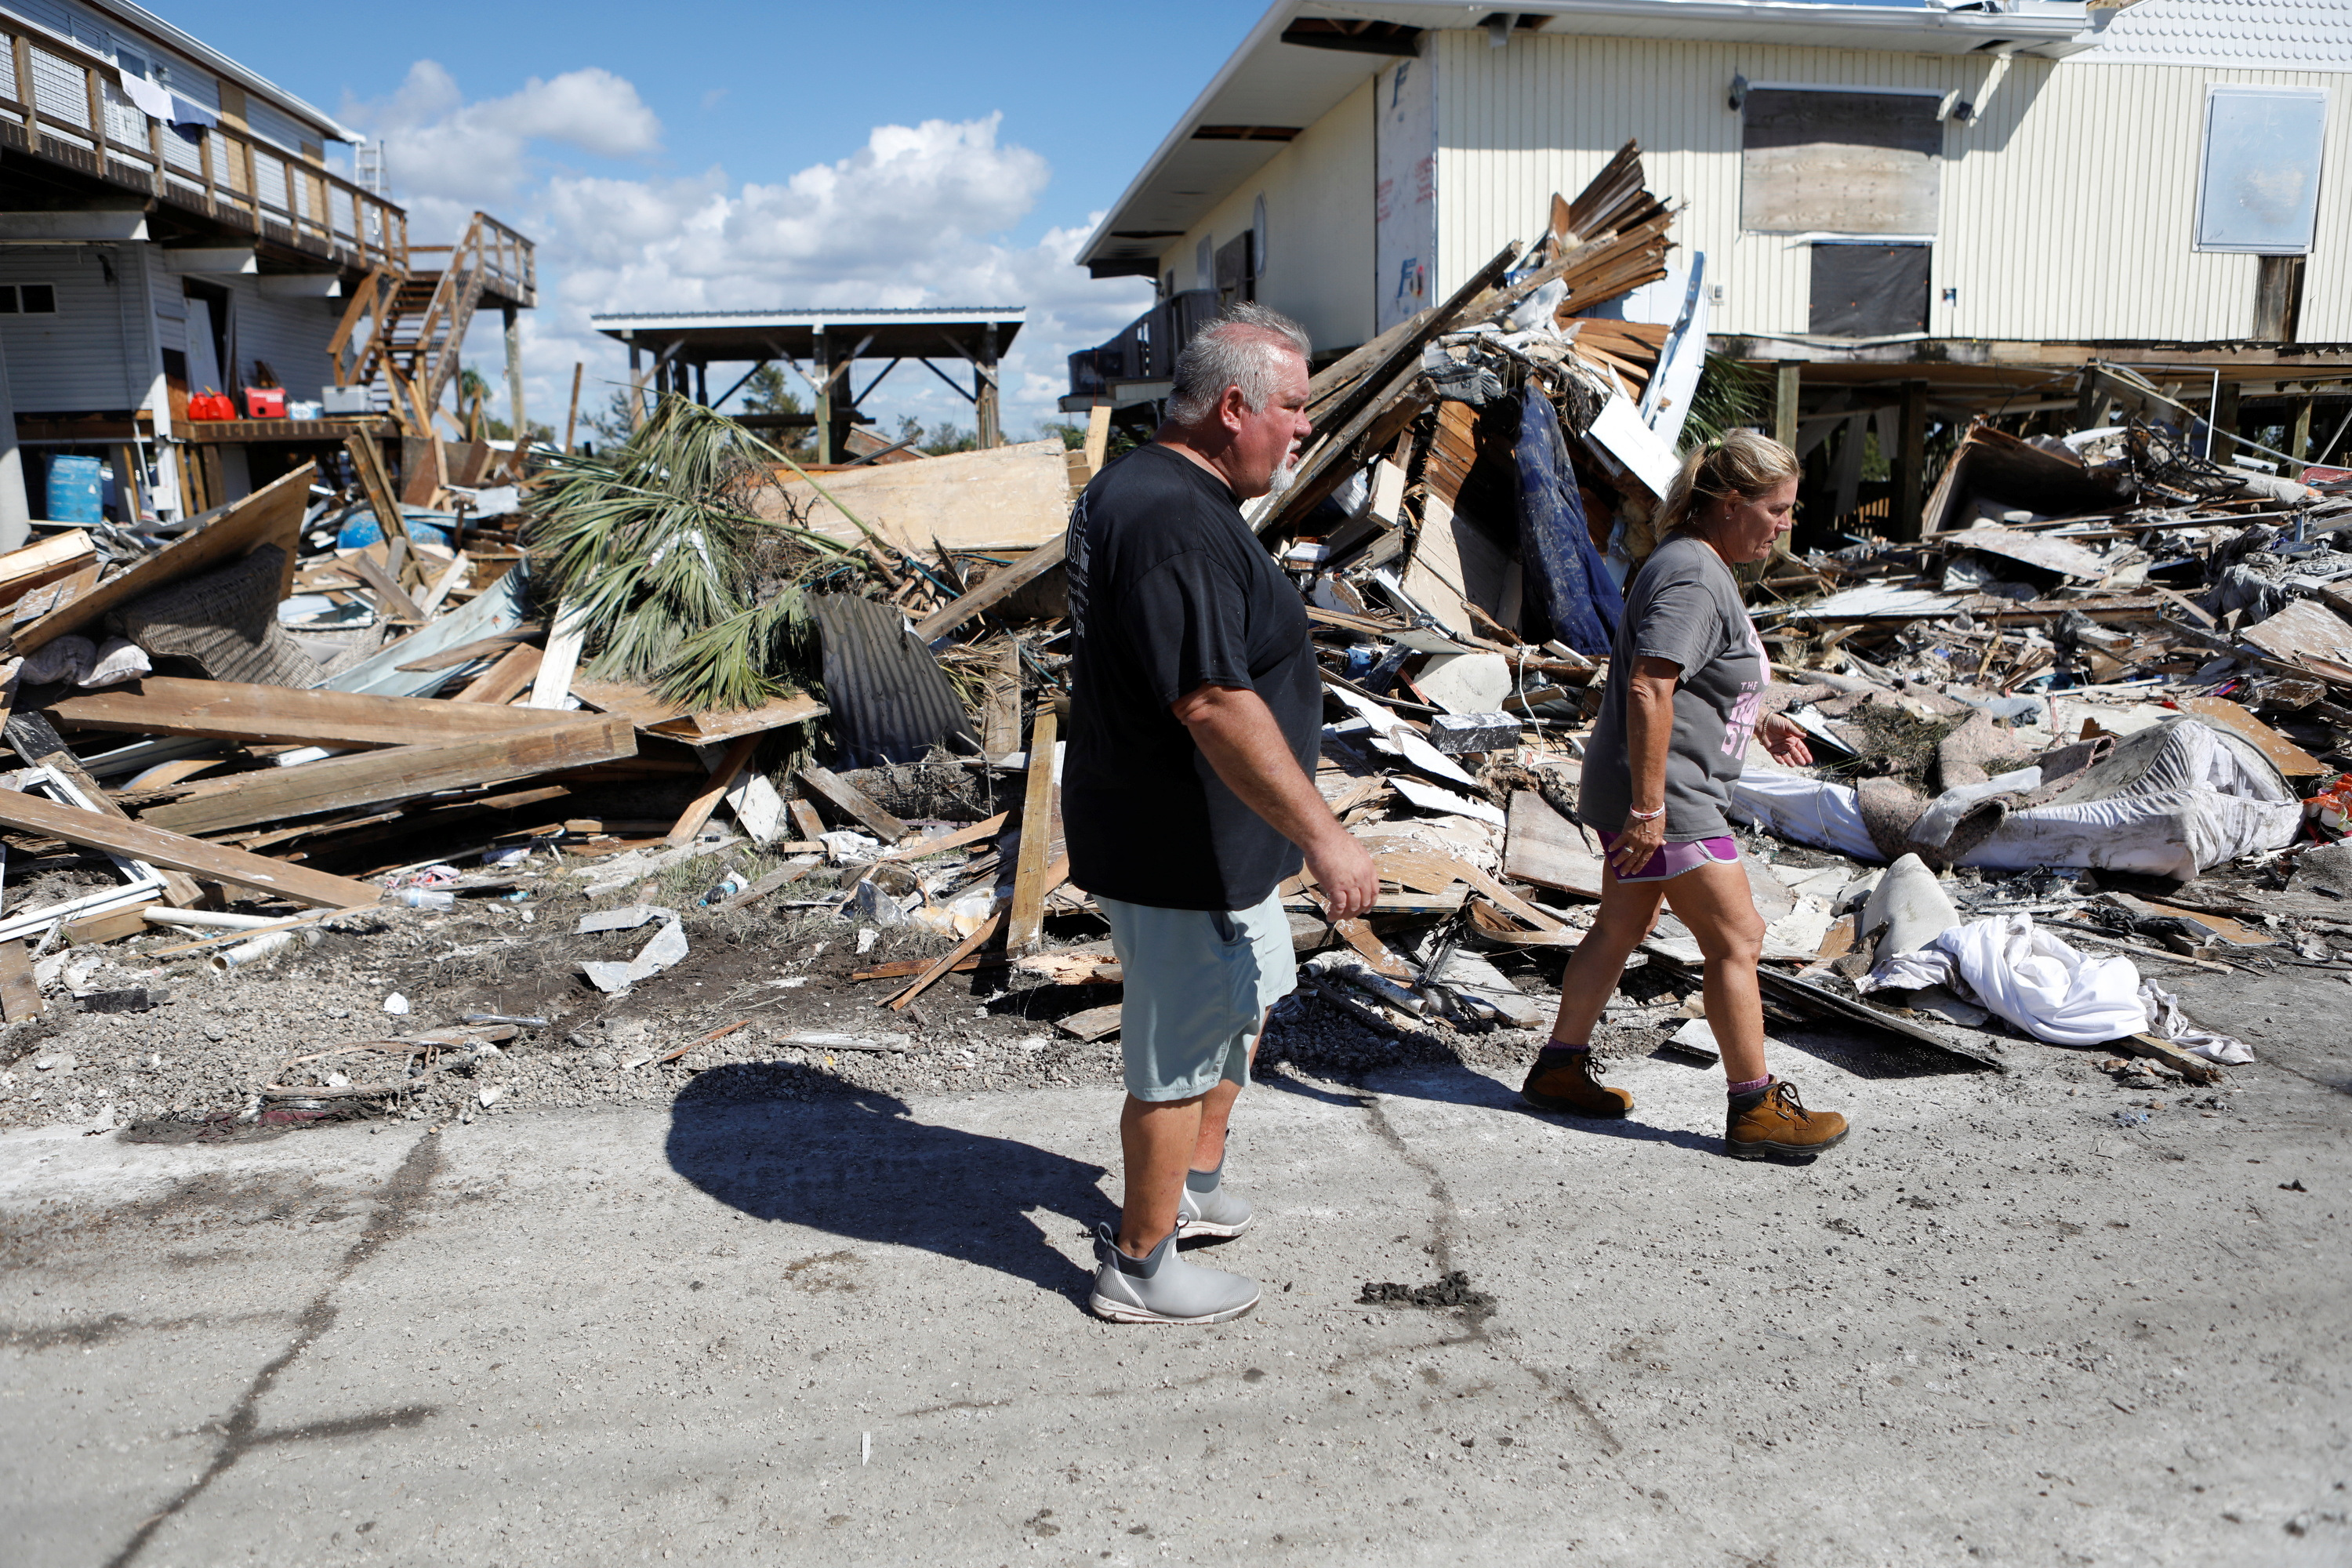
[1177,1168,1254,1240]
[1088,1222,1260,1324]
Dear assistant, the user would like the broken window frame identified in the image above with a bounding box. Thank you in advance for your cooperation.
[0,765,169,946]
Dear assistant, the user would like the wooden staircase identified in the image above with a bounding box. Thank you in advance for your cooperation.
[328,212,536,426]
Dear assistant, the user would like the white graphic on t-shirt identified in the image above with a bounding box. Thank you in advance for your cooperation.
[1719,615,1769,757]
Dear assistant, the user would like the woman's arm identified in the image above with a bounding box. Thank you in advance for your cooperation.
[1607,655,1682,877]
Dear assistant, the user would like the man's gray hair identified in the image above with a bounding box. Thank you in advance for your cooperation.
[1165,303,1312,426]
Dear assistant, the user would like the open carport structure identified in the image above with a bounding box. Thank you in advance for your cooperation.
[590,306,1025,461]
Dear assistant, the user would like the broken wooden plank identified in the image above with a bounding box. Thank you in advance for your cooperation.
[1006,708,1058,953]
[885,911,1003,1011]
[1054,1003,1123,1043]
[787,799,826,842]
[0,529,95,615]
[799,764,909,841]
[882,812,1009,862]
[343,432,408,557]
[528,599,588,709]
[720,857,821,911]
[450,644,544,705]
[0,939,40,1022]
[63,904,156,946]
[350,550,425,622]
[2171,695,2326,779]
[16,463,311,654]
[46,677,578,750]
[0,790,380,909]
[911,539,1065,641]
[1503,789,1606,899]
[649,693,827,746]
[666,735,760,846]
[394,625,542,672]
[2123,1032,2223,1087]
[1748,966,2006,1071]
[140,716,638,837]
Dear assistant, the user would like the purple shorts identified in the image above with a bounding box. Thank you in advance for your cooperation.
[1603,832,1740,883]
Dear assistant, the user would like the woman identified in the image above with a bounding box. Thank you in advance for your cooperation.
[1520,431,1849,1160]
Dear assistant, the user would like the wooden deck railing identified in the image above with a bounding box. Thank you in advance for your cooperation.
[0,16,408,272]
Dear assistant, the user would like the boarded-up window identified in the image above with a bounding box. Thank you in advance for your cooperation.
[1741,89,1940,235]
[1215,231,1254,307]
[2196,85,2328,254]
[1809,243,1930,337]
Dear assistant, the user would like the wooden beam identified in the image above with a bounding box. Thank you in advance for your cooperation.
[140,716,638,837]
[797,764,909,840]
[666,735,759,846]
[394,626,542,672]
[15,463,310,654]
[350,549,424,622]
[342,432,407,556]
[528,599,586,708]
[1005,707,1058,953]
[910,539,1065,641]
[882,811,1008,862]
[451,644,543,705]
[0,789,382,909]
[46,677,577,749]
[885,911,1002,1011]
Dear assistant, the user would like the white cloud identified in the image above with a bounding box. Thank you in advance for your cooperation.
[367,72,1153,439]
[344,61,662,216]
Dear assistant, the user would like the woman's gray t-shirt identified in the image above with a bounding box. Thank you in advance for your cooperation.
[1577,533,1767,841]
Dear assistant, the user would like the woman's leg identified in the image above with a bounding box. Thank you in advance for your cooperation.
[1544,874,1669,1044]
[1657,858,1767,1085]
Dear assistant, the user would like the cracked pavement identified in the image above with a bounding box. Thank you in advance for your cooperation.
[2,986,2347,1566]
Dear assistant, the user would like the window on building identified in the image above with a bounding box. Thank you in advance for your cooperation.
[1740,87,1942,236]
[2197,85,2328,254]
[1195,235,1214,293]
[0,285,59,314]
[1809,243,1929,337]
[1215,231,1254,308]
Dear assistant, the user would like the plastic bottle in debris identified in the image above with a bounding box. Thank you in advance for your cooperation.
[390,888,456,911]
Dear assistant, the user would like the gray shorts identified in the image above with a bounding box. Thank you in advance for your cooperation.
[1098,890,1298,1102]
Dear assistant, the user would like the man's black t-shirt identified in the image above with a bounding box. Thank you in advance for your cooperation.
[1062,442,1321,912]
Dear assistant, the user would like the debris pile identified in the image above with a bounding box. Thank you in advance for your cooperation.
[6,142,2347,1133]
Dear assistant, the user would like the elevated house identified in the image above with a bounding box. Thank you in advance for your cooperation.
[0,0,535,532]
[1070,0,2352,537]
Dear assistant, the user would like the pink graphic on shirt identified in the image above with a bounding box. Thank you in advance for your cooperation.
[1719,617,1769,757]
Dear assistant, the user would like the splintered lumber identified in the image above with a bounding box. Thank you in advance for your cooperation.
[0,529,95,614]
[395,626,542,672]
[1504,790,1606,899]
[913,540,1066,641]
[343,432,408,555]
[140,715,638,837]
[886,911,1004,1011]
[45,678,579,750]
[883,811,1009,862]
[0,789,380,909]
[528,599,588,709]
[1006,707,1060,953]
[0,940,39,1021]
[351,551,425,622]
[666,735,760,846]
[720,857,820,910]
[16,462,311,654]
[1748,967,2006,1071]
[799,764,909,840]
[450,644,543,704]
[4,710,205,909]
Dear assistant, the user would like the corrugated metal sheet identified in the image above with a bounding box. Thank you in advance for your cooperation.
[1432,30,2352,345]
[811,593,978,770]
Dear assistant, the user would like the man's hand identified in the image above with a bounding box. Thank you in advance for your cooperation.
[1174,682,1374,914]
[1305,833,1379,921]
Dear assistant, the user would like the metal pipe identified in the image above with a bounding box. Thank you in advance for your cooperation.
[145,909,285,931]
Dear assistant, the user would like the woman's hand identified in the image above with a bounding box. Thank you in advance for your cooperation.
[1609,811,1668,878]
[1758,711,1813,767]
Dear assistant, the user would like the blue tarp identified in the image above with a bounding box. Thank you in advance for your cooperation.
[1513,385,1622,656]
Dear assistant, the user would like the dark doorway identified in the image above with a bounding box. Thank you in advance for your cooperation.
[1809,243,1930,337]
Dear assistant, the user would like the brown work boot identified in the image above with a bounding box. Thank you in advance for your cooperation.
[1726,1079,1849,1160]
[1520,1048,1634,1117]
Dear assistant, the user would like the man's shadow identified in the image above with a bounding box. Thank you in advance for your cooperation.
[665,1065,1115,1301]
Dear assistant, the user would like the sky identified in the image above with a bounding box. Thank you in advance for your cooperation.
[195,0,1276,441]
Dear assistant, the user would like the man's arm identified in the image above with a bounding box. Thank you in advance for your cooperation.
[1171,682,1378,920]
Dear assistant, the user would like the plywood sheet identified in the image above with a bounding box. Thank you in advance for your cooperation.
[1502,790,1605,899]
[760,439,1071,553]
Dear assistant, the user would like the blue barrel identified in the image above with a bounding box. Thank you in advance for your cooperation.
[45,455,103,523]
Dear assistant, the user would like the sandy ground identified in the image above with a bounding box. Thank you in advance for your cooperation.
[0,938,2344,1566]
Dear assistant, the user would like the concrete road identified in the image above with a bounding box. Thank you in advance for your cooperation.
[2,1020,2347,1566]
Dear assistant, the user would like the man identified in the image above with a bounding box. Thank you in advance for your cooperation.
[1063,303,1379,1325]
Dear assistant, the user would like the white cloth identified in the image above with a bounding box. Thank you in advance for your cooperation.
[117,71,172,122]
[1860,913,2251,1060]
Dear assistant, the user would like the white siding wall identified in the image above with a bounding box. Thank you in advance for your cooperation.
[1431,30,2352,344]
[1156,78,1379,354]
[222,274,336,402]
[0,243,149,411]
